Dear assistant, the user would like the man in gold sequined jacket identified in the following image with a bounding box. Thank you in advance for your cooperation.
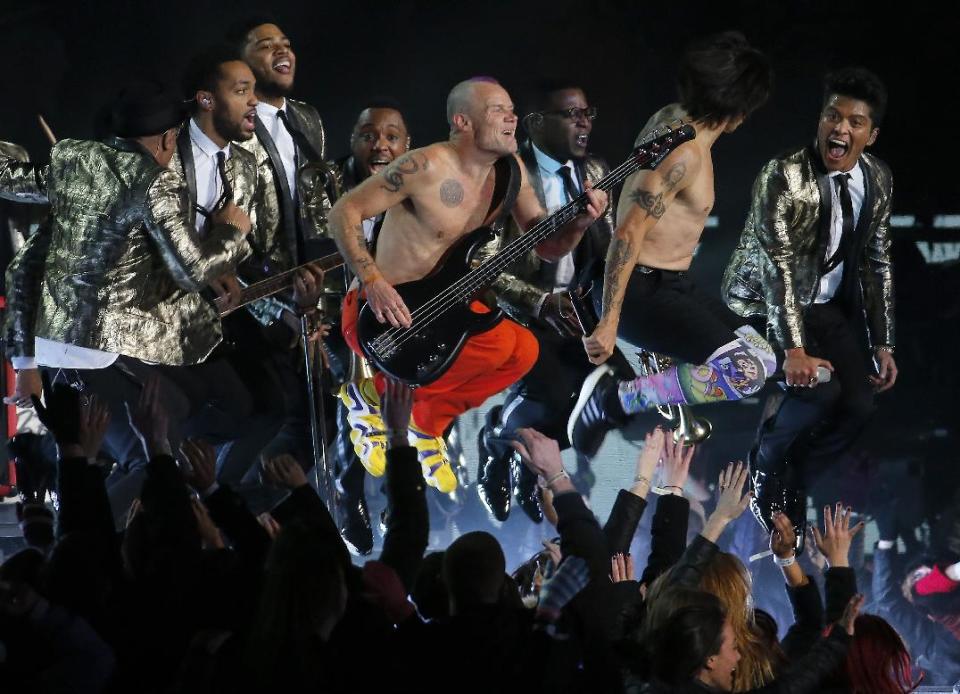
[721,67,897,543]
[0,82,263,518]
[473,82,632,522]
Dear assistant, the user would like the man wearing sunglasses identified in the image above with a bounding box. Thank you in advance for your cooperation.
[473,81,630,521]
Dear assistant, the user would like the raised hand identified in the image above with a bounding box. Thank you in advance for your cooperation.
[811,502,864,568]
[770,511,798,559]
[31,378,81,446]
[124,374,170,458]
[262,454,309,490]
[180,438,217,493]
[702,462,752,542]
[838,593,866,636]
[661,431,694,490]
[381,378,414,446]
[610,553,635,583]
[79,395,111,461]
[511,428,564,480]
[191,497,225,550]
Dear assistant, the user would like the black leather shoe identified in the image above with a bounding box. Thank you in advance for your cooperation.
[750,468,806,553]
[477,406,512,522]
[336,490,373,555]
[567,366,627,459]
[512,454,542,523]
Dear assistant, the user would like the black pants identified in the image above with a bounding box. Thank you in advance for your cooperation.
[753,302,877,485]
[605,267,746,364]
[497,318,634,447]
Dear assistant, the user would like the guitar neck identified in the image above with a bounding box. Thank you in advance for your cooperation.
[215,251,345,316]
[471,125,694,292]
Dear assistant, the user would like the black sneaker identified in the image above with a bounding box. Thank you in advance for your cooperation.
[567,366,626,459]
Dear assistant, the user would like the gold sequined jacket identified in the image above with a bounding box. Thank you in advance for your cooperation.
[722,145,894,352]
[1,137,250,365]
[476,140,616,323]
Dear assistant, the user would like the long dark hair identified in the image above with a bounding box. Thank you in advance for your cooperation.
[678,31,772,127]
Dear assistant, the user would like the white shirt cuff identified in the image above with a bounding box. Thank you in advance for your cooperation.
[11,356,37,370]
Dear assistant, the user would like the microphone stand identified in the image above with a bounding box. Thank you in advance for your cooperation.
[299,308,336,518]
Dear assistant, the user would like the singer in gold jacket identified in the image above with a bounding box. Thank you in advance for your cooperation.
[1,135,250,366]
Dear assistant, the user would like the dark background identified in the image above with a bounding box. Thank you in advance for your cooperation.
[2,0,958,518]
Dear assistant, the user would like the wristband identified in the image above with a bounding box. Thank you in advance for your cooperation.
[362,272,381,285]
[545,470,569,487]
[385,428,409,441]
[774,554,796,567]
[634,474,650,486]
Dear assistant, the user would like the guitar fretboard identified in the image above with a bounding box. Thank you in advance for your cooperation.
[215,251,345,315]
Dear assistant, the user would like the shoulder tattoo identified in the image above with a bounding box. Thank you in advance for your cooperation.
[380,153,429,193]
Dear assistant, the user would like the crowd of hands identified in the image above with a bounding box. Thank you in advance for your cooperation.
[0,375,870,684]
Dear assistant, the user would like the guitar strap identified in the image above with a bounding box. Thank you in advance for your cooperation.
[489,154,521,232]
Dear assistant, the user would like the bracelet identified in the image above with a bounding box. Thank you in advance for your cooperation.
[545,470,569,487]
[875,345,894,354]
[634,474,650,486]
[362,272,381,285]
[385,428,408,441]
[663,485,683,491]
[773,554,796,567]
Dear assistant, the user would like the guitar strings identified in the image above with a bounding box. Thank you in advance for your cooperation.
[369,127,687,358]
[369,151,649,356]
[369,145,666,356]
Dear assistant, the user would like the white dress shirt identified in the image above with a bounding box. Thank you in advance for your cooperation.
[815,163,865,303]
[256,100,297,201]
[532,143,581,290]
[188,118,231,234]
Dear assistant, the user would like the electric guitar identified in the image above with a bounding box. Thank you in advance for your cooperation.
[214,251,345,317]
[357,123,696,385]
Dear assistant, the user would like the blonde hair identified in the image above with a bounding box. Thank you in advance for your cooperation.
[699,552,777,691]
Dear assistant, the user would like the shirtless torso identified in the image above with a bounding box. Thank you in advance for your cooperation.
[583,103,735,364]
[330,80,606,330]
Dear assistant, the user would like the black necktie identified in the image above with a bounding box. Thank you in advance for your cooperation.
[557,165,580,203]
[216,151,233,203]
[277,109,321,163]
[823,173,853,274]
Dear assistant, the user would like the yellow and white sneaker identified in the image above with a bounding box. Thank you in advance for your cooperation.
[339,378,387,477]
[408,424,457,493]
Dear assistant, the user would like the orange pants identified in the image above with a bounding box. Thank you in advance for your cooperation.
[341,289,539,437]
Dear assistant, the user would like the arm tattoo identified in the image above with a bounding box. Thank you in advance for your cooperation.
[662,161,686,193]
[628,161,686,219]
[602,233,638,316]
[380,153,428,193]
[439,179,464,208]
[349,223,375,274]
[629,190,665,219]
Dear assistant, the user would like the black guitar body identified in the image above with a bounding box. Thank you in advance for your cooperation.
[357,226,505,385]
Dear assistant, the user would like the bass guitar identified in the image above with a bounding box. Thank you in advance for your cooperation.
[357,123,695,385]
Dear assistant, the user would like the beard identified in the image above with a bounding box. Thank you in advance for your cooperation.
[213,109,247,143]
[256,73,294,100]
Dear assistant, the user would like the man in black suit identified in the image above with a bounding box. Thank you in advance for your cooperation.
[475,81,632,521]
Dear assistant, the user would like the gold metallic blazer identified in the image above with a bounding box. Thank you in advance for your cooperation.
[477,140,616,322]
[722,145,894,352]
[234,98,335,274]
[2,137,250,365]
